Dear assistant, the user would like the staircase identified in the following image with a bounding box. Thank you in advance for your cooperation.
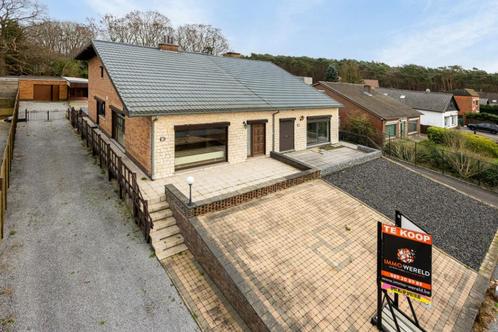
[148,198,188,260]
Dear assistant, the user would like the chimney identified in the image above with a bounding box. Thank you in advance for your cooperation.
[159,35,179,52]
[223,51,241,58]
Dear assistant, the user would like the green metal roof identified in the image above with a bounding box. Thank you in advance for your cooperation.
[83,40,341,116]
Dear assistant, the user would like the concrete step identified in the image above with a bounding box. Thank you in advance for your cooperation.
[152,234,184,252]
[148,201,169,213]
[156,244,188,260]
[150,209,172,221]
[150,225,180,242]
[147,195,167,205]
[151,217,176,231]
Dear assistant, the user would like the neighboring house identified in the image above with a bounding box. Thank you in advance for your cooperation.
[314,82,421,139]
[18,76,88,103]
[478,92,498,106]
[378,88,459,129]
[362,79,379,89]
[76,40,341,179]
[453,88,479,116]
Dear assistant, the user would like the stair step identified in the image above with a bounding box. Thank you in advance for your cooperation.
[152,234,184,252]
[147,195,167,205]
[151,217,176,231]
[156,244,188,260]
[148,201,169,213]
[150,209,172,221]
[150,225,180,242]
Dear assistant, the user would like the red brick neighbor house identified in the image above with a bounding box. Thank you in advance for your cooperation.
[75,40,342,179]
[453,88,480,116]
[313,82,421,139]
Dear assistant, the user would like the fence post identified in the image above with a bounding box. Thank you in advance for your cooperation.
[414,142,417,165]
[441,149,445,175]
[477,159,481,186]
[118,157,123,199]
[107,143,112,181]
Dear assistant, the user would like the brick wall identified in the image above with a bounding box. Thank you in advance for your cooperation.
[454,96,480,116]
[19,79,68,100]
[88,56,152,175]
[316,86,384,133]
[125,117,152,175]
[154,108,338,178]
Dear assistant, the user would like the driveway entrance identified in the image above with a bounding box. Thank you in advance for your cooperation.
[0,118,198,331]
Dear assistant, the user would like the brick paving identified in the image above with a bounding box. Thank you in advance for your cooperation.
[162,251,248,331]
[196,180,478,331]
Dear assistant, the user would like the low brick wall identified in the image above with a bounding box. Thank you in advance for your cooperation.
[164,166,320,331]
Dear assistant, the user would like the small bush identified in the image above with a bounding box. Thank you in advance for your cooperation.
[427,127,460,146]
[427,126,498,158]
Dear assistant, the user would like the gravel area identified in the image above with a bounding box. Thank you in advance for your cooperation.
[0,119,198,331]
[325,158,498,270]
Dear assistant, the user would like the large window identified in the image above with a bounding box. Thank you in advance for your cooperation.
[175,124,228,170]
[112,110,125,146]
[307,117,330,146]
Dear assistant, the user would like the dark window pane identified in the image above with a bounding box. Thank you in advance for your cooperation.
[307,118,330,146]
[175,126,227,169]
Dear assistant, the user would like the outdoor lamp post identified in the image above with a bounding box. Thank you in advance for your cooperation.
[186,176,194,205]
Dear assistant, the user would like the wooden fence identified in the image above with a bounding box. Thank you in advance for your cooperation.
[0,91,19,239]
[68,108,153,242]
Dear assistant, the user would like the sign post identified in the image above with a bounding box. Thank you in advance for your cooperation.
[372,211,432,331]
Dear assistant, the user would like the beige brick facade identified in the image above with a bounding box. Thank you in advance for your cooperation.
[153,108,338,178]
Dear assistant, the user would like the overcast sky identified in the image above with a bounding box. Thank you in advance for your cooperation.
[44,0,498,73]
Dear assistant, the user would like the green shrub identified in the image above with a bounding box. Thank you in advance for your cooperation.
[426,127,446,144]
[465,112,498,124]
[427,127,461,146]
[479,105,498,116]
[462,132,498,158]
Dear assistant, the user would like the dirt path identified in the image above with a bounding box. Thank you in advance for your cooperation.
[0,118,198,331]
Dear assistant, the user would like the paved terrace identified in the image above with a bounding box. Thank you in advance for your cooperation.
[284,143,381,176]
[194,180,478,331]
[139,157,300,203]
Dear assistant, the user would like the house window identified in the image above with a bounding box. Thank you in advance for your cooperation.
[385,123,397,137]
[307,117,330,146]
[96,99,105,118]
[100,66,104,78]
[408,120,418,133]
[112,110,125,146]
[174,125,228,170]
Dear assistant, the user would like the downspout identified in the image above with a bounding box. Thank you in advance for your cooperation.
[151,116,157,179]
[272,110,280,152]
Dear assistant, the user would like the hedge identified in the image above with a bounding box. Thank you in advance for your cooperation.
[465,112,498,124]
[479,104,498,116]
[427,126,498,158]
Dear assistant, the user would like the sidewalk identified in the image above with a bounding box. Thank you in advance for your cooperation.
[0,118,198,331]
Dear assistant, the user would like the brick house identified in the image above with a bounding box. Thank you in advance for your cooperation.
[313,82,421,139]
[378,88,460,129]
[76,40,341,179]
[453,88,480,116]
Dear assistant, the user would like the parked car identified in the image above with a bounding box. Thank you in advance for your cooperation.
[467,123,498,134]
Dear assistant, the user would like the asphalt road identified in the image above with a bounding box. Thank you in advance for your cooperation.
[325,158,498,271]
[0,119,198,331]
[461,126,498,142]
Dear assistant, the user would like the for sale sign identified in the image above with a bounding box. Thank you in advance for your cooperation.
[381,224,432,304]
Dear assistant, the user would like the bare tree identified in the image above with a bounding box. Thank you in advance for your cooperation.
[26,20,96,56]
[0,0,44,75]
[100,10,173,47]
[176,24,229,55]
